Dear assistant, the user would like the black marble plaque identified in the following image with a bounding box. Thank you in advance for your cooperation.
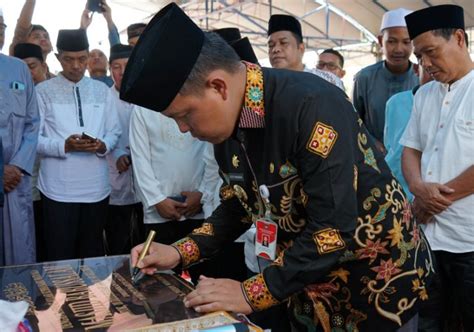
[0,255,200,331]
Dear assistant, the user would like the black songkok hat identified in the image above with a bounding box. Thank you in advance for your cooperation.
[268,14,302,38]
[405,5,465,40]
[56,29,89,52]
[120,3,204,112]
[230,37,258,64]
[127,23,146,40]
[109,44,133,63]
[213,28,241,43]
[14,43,44,62]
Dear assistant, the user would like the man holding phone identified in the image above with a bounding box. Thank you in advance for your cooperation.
[36,29,121,261]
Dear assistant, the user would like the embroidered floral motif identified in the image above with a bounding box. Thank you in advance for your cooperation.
[171,237,200,267]
[400,200,412,228]
[269,162,275,174]
[357,133,380,173]
[232,155,240,168]
[191,223,214,236]
[386,218,404,247]
[219,185,235,200]
[410,226,420,244]
[233,184,248,201]
[278,160,297,179]
[313,228,346,255]
[356,238,390,264]
[332,313,345,328]
[272,249,285,267]
[306,122,338,158]
[243,62,264,117]
[242,274,279,311]
[370,258,402,283]
[328,268,350,284]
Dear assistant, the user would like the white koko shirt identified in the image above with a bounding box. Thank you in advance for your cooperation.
[107,86,139,206]
[129,106,221,224]
[36,74,121,203]
[400,70,474,253]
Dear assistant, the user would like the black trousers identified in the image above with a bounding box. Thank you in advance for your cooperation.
[144,220,247,284]
[41,193,108,261]
[419,250,474,332]
[33,200,45,262]
[104,203,144,255]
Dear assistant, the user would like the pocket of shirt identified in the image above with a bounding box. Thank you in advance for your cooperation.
[9,89,27,117]
[455,118,474,136]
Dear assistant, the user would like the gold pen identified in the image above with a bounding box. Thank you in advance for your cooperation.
[131,230,156,283]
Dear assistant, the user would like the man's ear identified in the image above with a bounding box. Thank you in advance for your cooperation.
[41,62,48,73]
[298,41,305,54]
[206,72,228,101]
[413,63,420,77]
[340,69,346,78]
[377,33,384,48]
[454,29,467,48]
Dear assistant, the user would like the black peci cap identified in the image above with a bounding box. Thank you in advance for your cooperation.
[268,14,302,39]
[212,27,241,43]
[56,29,89,52]
[405,5,465,40]
[120,3,204,112]
[14,43,44,61]
[230,37,258,64]
[109,44,133,63]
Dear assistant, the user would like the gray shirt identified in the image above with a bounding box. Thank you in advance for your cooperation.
[0,54,40,265]
[352,61,418,142]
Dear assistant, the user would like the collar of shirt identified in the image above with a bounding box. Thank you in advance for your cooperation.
[304,66,345,90]
[58,72,87,87]
[441,69,474,91]
[238,61,265,129]
[382,61,414,81]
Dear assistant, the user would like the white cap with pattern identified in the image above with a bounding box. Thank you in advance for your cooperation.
[380,8,412,31]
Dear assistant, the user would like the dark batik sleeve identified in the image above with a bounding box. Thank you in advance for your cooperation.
[172,194,251,268]
[241,90,361,312]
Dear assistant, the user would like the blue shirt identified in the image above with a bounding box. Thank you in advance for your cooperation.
[383,89,416,200]
[353,61,418,142]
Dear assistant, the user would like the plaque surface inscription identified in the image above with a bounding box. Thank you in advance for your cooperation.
[0,255,199,331]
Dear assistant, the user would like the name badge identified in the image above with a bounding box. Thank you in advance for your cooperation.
[255,218,277,261]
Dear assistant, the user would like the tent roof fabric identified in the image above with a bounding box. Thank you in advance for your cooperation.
[112,0,474,58]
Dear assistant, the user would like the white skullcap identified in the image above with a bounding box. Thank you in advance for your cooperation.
[380,8,413,31]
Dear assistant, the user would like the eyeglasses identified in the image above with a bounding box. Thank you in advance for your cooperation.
[316,61,341,71]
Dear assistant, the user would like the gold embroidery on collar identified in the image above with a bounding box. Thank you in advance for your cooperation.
[243,62,265,117]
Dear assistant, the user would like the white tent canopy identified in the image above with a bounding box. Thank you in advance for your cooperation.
[112,0,474,59]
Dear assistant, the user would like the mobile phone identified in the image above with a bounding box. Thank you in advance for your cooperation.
[87,0,104,13]
[82,132,97,141]
[168,195,186,203]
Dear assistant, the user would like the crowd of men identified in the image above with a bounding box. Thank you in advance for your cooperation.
[0,1,472,331]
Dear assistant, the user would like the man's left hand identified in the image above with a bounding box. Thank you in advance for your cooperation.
[412,199,434,224]
[179,191,203,218]
[3,165,23,193]
[184,276,252,314]
[94,140,107,154]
